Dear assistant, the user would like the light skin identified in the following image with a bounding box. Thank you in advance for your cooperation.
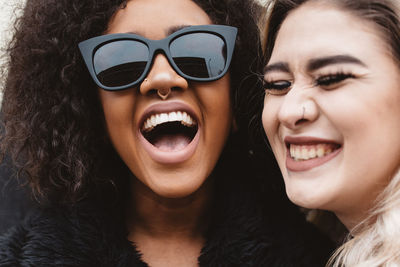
[98,0,232,265]
[262,2,400,230]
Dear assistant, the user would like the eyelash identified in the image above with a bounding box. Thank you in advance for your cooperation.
[263,80,292,91]
[315,72,355,87]
[264,72,355,95]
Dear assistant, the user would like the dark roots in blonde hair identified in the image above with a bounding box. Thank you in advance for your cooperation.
[263,0,400,63]
[1,0,262,205]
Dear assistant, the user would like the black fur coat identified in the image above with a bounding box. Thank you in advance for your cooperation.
[0,185,334,267]
[0,146,335,267]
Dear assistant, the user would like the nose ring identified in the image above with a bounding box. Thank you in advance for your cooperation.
[157,88,171,100]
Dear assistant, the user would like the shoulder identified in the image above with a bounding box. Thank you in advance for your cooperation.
[262,210,335,267]
[200,209,334,267]
[256,194,335,266]
[200,171,335,267]
[0,205,143,267]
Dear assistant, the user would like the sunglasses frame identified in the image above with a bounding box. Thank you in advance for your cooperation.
[79,24,237,91]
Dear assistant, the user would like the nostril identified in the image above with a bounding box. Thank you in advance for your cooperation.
[171,86,183,92]
[295,118,308,126]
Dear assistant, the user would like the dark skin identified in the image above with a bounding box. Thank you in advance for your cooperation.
[100,0,233,266]
[127,178,212,266]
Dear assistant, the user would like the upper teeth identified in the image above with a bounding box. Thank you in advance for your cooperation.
[142,111,196,132]
[290,144,337,161]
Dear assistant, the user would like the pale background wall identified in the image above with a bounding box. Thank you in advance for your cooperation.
[0,0,26,104]
[0,0,25,59]
[0,1,19,52]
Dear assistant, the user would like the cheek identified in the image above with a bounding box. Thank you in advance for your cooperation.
[205,77,231,108]
[197,76,232,124]
[262,96,279,143]
[262,97,285,166]
[320,90,400,192]
[206,86,232,138]
[98,90,138,148]
[99,90,136,123]
[344,111,400,177]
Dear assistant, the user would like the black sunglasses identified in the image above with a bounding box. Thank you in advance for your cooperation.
[79,24,237,91]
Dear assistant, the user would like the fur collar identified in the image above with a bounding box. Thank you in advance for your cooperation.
[0,179,334,267]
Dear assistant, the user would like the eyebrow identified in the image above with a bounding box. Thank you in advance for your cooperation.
[264,54,367,75]
[166,25,191,36]
[264,62,290,75]
[124,25,191,38]
[307,55,366,71]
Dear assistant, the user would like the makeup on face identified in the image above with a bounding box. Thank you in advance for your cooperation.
[262,2,400,226]
[92,0,233,199]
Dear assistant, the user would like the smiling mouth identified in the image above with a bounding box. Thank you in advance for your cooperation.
[141,111,198,152]
[288,143,341,161]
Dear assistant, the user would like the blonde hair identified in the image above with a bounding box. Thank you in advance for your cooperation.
[328,170,400,266]
[261,0,400,266]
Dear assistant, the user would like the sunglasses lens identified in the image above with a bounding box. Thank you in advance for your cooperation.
[170,33,227,79]
[93,40,149,88]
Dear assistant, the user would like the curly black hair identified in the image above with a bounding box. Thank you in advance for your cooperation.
[0,0,263,205]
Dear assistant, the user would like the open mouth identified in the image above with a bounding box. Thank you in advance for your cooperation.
[141,111,198,152]
[287,143,341,161]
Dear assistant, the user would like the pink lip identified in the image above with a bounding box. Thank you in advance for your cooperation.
[284,136,342,172]
[138,101,201,165]
[284,136,339,146]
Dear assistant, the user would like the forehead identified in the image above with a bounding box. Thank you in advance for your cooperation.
[269,2,389,65]
[107,0,212,38]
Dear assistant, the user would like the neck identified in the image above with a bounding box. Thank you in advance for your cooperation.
[126,177,213,240]
[335,185,387,231]
[335,201,375,231]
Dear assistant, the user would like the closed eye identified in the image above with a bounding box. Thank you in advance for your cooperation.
[264,80,291,95]
[316,73,355,88]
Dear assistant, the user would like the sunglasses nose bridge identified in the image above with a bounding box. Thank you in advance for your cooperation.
[145,38,173,75]
[140,45,188,98]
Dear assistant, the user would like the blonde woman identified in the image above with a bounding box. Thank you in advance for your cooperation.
[260,0,400,265]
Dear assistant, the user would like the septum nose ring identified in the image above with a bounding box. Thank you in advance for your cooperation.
[143,78,171,100]
[157,87,171,100]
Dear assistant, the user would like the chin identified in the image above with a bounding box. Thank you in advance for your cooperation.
[286,186,327,210]
[154,186,197,199]
[148,176,208,199]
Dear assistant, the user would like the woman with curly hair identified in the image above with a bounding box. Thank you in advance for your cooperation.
[0,0,333,265]
[260,0,400,265]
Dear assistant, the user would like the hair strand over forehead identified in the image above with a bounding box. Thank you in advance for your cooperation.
[263,0,400,66]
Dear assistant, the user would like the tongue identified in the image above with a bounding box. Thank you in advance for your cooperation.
[152,133,192,152]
